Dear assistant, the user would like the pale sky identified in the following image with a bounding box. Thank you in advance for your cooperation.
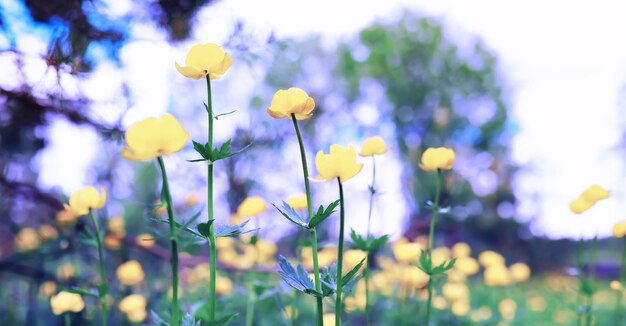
[19,0,626,239]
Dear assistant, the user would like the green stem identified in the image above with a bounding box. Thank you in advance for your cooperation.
[366,156,376,237]
[425,169,442,326]
[335,178,346,326]
[364,156,376,326]
[291,114,323,326]
[617,238,626,324]
[576,238,584,326]
[89,209,108,326]
[206,76,218,321]
[586,237,598,326]
[157,156,180,325]
[245,285,255,326]
[64,313,71,326]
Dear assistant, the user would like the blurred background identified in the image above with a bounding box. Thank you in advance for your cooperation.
[2,0,626,324]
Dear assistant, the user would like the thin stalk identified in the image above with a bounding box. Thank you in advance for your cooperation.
[157,156,180,325]
[617,238,626,324]
[586,237,598,326]
[425,169,442,326]
[576,238,584,326]
[245,284,256,326]
[291,114,323,326]
[335,178,346,326]
[364,156,377,326]
[206,76,218,321]
[64,313,71,326]
[89,209,108,326]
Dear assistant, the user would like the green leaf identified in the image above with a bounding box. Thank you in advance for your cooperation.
[196,301,238,326]
[181,314,201,326]
[62,287,98,298]
[430,258,457,275]
[215,220,255,238]
[197,220,214,238]
[150,217,204,240]
[308,199,340,228]
[192,140,209,159]
[150,310,169,326]
[341,256,367,288]
[277,255,320,297]
[206,313,238,326]
[416,250,432,274]
[273,202,308,228]
[214,110,237,120]
[350,230,389,251]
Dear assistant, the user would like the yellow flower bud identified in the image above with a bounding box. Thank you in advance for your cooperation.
[484,264,511,287]
[509,263,531,283]
[175,43,232,80]
[39,281,57,298]
[442,282,469,302]
[15,227,41,251]
[69,186,107,215]
[478,250,505,267]
[359,136,388,157]
[451,242,471,258]
[107,216,126,237]
[118,294,147,314]
[122,114,189,161]
[315,144,363,183]
[455,257,480,276]
[613,221,626,238]
[116,260,145,286]
[38,224,59,241]
[499,298,517,320]
[266,88,315,120]
[419,147,455,171]
[236,196,268,218]
[50,291,85,315]
[287,194,308,211]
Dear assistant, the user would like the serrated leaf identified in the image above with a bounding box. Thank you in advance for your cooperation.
[192,140,209,159]
[277,255,318,296]
[215,220,254,238]
[150,310,169,326]
[341,256,367,288]
[181,314,201,326]
[416,250,432,274]
[150,217,204,240]
[308,199,340,229]
[273,202,307,228]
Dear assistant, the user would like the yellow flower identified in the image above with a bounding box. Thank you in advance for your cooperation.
[359,136,388,157]
[136,233,156,249]
[581,184,610,204]
[431,247,451,266]
[104,234,123,250]
[499,298,517,320]
[38,224,59,241]
[216,275,234,295]
[15,227,41,251]
[184,193,199,206]
[118,294,147,314]
[266,88,316,120]
[451,242,471,258]
[288,194,308,211]
[116,260,145,286]
[393,242,422,264]
[69,186,107,215]
[107,216,126,237]
[175,43,232,80]
[455,257,480,276]
[509,263,531,283]
[50,291,85,315]
[39,281,57,298]
[122,114,189,162]
[419,147,455,171]
[236,196,268,218]
[315,144,363,183]
[478,250,505,267]
[56,263,76,281]
[610,280,622,291]
[442,282,469,302]
[56,204,78,226]
[343,249,367,273]
[570,198,593,214]
[451,301,470,317]
[323,313,336,326]
[613,221,626,238]
[432,296,448,310]
[128,309,147,324]
[484,264,511,287]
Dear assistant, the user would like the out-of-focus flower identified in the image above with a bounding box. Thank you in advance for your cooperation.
[38,224,59,241]
[344,293,367,312]
[499,298,517,320]
[392,242,422,264]
[122,114,189,162]
[451,301,470,317]
[447,269,467,283]
[359,136,388,157]
[116,260,145,286]
[119,294,148,323]
[610,280,623,291]
[470,306,492,322]
[236,196,268,218]
[56,204,79,226]
[528,296,547,312]
[184,193,199,206]
[455,257,480,276]
[104,235,123,250]
[136,233,156,248]
[255,239,278,264]
[613,221,626,238]
[315,144,363,183]
[287,194,308,211]
[419,147,455,171]
[266,88,315,120]
[50,291,85,315]
[569,198,593,214]
[15,227,41,251]
[432,296,448,310]
[323,313,335,326]
[69,186,107,215]
[56,263,76,281]
[399,267,429,289]
[452,242,471,258]
[442,282,469,302]
[107,216,126,237]
[343,249,367,273]
[484,264,511,287]
[478,250,505,267]
[431,247,451,266]
[39,281,57,298]
[283,307,299,320]
[570,184,609,214]
[175,43,232,80]
[509,263,531,283]
[216,275,233,295]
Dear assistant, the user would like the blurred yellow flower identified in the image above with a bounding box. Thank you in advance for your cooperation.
[287,194,308,211]
[69,186,107,215]
[484,264,511,287]
[451,242,471,258]
[323,313,335,326]
[359,136,388,157]
[216,275,234,295]
[236,196,268,218]
[569,198,593,214]
[419,147,455,171]
[432,247,451,266]
[39,281,57,298]
[56,263,76,281]
[118,294,147,314]
[399,267,429,289]
[581,184,610,203]
[455,257,480,276]
[175,43,232,80]
[116,260,145,286]
[107,216,126,237]
[15,227,40,251]
[509,262,531,283]
[499,298,517,320]
[343,249,367,273]
[613,221,626,238]
[470,306,492,322]
[392,242,422,264]
[266,88,315,120]
[122,114,189,162]
[610,280,623,291]
[104,234,123,250]
[432,296,448,310]
[442,282,469,302]
[56,204,78,226]
[478,250,505,267]
[184,193,199,206]
[127,309,147,324]
[315,144,363,183]
[136,233,156,248]
[451,301,470,317]
[528,296,547,312]
[50,291,85,315]
[38,224,59,241]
